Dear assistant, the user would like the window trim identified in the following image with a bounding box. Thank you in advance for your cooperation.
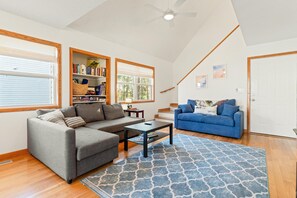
[0,29,62,113]
[115,58,155,104]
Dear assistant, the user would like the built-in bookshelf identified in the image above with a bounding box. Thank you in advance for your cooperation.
[69,48,110,105]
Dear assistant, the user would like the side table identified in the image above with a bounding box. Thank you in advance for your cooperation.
[124,109,144,118]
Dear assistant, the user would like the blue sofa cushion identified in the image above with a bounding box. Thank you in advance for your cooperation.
[178,113,205,122]
[179,104,193,113]
[187,99,197,111]
[217,99,236,115]
[203,115,234,127]
[221,104,239,117]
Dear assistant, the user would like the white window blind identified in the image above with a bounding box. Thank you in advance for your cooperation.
[0,34,59,108]
[117,61,154,102]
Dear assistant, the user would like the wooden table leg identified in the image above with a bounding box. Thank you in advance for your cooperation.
[124,129,128,151]
[142,111,144,118]
[169,124,173,144]
[136,112,139,118]
[143,132,148,158]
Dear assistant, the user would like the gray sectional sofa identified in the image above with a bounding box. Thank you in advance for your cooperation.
[27,103,144,184]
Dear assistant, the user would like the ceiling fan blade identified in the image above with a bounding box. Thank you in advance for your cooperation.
[174,0,186,8]
[145,4,164,14]
[177,12,197,17]
[146,16,162,24]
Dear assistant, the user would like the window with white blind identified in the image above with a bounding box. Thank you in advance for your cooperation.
[0,30,61,112]
[116,59,155,103]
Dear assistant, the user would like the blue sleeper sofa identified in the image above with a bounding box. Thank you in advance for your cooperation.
[174,99,244,139]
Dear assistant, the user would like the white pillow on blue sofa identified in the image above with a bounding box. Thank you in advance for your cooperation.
[194,105,217,115]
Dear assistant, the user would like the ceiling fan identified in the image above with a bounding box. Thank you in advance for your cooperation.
[145,0,197,25]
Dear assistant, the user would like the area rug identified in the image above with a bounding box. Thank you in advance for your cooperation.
[81,134,269,198]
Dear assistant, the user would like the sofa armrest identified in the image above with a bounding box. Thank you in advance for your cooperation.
[234,110,244,137]
[27,118,76,181]
[174,108,182,128]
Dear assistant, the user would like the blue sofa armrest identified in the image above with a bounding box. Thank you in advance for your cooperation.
[234,110,244,138]
[174,108,182,128]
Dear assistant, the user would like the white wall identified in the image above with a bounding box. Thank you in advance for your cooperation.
[174,0,297,130]
[0,10,173,154]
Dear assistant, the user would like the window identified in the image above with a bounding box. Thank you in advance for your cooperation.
[0,30,61,112]
[116,59,155,103]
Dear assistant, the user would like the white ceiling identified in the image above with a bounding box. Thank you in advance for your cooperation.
[0,0,108,28]
[0,0,220,62]
[232,0,297,46]
[69,0,220,62]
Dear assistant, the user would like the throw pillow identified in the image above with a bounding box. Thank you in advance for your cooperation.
[36,109,55,116]
[221,104,239,117]
[75,103,105,123]
[179,104,193,113]
[64,116,86,128]
[187,99,197,111]
[194,105,217,115]
[102,104,125,120]
[216,99,236,115]
[38,110,67,126]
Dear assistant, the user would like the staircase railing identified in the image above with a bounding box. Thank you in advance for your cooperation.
[160,86,175,94]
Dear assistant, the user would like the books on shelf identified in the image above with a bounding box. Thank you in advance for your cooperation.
[73,63,106,77]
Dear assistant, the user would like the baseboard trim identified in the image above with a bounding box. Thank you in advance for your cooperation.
[0,149,28,161]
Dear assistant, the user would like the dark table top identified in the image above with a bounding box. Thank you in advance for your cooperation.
[124,120,172,133]
[124,109,144,112]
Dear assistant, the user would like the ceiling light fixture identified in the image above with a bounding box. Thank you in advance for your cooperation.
[163,11,175,21]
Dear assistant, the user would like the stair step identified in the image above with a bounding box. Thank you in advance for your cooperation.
[158,112,174,120]
[170,103,178,108]
[155,118,174,123]
[158,108,171,112]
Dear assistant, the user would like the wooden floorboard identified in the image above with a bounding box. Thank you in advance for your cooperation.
[0,129,296,198]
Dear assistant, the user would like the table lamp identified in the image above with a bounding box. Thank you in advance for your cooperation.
[125,98,132,109]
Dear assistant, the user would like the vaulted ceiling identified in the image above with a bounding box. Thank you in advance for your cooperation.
[232,0,297,45]
[0,0,220,62]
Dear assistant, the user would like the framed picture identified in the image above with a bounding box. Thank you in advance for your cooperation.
[213,64,226,79]
[196,75,207,88]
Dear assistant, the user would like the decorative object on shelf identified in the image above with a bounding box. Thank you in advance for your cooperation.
[73,82,88,95]
[125,98,132,109]
[80,64,87,75]
[87,57,99,68]
[213,64,227,79]
[196,75,207,88]
[81,78,88,84]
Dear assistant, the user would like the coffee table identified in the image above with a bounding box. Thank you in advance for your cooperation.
[124,121,173,158]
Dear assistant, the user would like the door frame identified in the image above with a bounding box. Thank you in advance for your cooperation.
[247,51,297,133]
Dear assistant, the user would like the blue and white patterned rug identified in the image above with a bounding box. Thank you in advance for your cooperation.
[81,134,269,198]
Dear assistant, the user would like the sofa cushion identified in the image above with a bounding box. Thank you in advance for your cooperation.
[75,127,119,161]
[178,113,205,123]
[102,104,125,120]
[221,104,239,117]
[64,116,86,128]
[85,116,144,133]
[179,104,193,113]
[61,106,76,117]
[217,99,236,115]
[187,99,197,111]
[203,115,234,127]
[36,109,55,116]
[75,103,104,123]
[38,110,67,126]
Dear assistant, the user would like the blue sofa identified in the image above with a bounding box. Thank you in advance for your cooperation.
[174,99,244,139]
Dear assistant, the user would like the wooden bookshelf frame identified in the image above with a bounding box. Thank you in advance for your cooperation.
[0,29,62,113]
[69,48,111,105]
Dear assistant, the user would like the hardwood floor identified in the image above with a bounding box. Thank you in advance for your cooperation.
[0,129,296,198]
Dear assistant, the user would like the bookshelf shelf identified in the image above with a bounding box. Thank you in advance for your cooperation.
[70,48,111,105]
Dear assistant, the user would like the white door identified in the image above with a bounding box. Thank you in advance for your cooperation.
[250,54,297,138]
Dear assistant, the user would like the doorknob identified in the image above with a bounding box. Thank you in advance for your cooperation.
[251,99,256,102]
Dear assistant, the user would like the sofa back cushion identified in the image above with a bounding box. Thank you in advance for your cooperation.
[103,104,125,120]
[61,106,76,117]
[216,99,236,115]
[75,103,105,123]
